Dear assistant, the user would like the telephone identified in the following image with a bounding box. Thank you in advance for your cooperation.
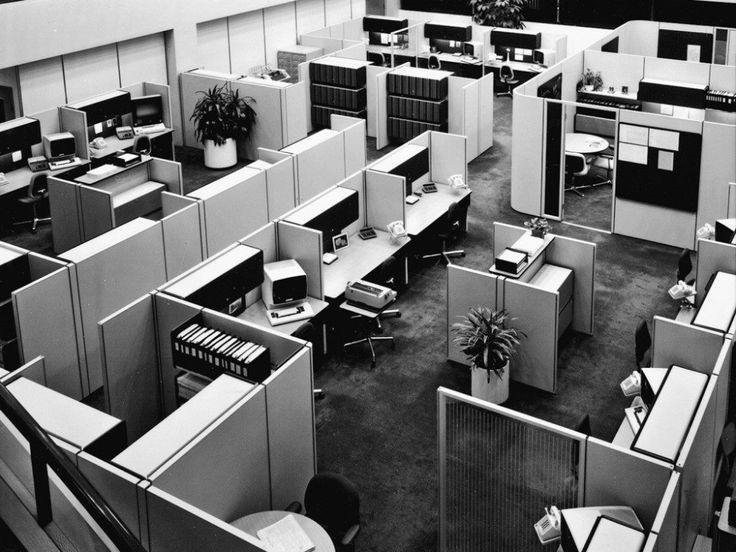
[0,172,8,186]
[620,371,641,397]
[668,280,696,301]
[448,173,467,190]
[534,505,561,544]
[90,137,108,150]
[386,220,407,240]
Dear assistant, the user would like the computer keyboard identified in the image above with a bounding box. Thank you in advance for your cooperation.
[133,123,166,135]
[48,157,83,171]
[266,302,314,326]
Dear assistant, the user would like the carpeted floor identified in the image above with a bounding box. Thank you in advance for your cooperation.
[0,96,681,552]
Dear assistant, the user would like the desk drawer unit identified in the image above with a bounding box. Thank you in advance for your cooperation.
[528,263,574,338]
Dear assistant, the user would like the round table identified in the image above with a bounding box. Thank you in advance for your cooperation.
[565,133,610,155]
[231,510,335,552]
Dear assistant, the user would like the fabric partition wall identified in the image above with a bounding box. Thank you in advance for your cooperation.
[160,194,203,280]
[438,387,583,552]
[331,115,367,177]
[643,472,681,552]
[695,239,736,301]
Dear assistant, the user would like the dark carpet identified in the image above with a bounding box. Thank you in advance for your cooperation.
[563,172,613,232]
[0,96,681,552]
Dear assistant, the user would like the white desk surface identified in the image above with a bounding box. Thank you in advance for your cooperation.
[189,68,242,80]
[1,160,90,197]
[632,365,708,462]
[388,65,454,80]
[231,511,335,552]
[640,77,707,90]
[239,296,329,335]
[0,246,24,265]
[565,133,610,155]
[405,184,471,236]
[8,377,122,449]
[420,51,483,66]
[113,374,255,478]
[74,156,151,186]
[323,230,408,300]
[486,60,545,74]
[313,56,371,70]
[281,129,339,155]
[692,272,736,333]
[584,517,645,551]
[59,217,158,262]
[88,129,173,160]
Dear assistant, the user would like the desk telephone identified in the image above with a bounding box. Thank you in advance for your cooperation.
[90,137,108,150]
[534,505,561,544]
[386,220,407,240]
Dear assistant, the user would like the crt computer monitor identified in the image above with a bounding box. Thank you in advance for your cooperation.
[132,94,164,127]
[303,189,360,253]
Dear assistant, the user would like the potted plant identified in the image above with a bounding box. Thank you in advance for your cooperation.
[578,68,603,92]
[190,84,256,169]
[452,307,524,404]
[524,217,551,238]
[469,0,527,28]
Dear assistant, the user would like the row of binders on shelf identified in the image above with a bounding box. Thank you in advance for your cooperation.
[387,73,448,101]
[577,95,642,111]
[387,117,446,141]
[309,61,366,89]
[705,89,736,112]
[387,95,448,124]
[310,83,367,111]
[171,319,271,384]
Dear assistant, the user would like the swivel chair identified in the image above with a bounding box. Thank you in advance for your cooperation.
[13,173,51,233]
[496,64,519,97]
[132,134,152,156]
[428,54,441,70]
[634,319,651,370]
[564,153,590,197]
[677,249,695,286]
[421,202,466,263]
[293,321,325,398]
[367,51,387,67]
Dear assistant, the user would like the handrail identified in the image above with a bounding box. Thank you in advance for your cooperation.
[0,382,146,552]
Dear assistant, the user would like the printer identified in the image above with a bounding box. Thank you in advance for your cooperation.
[345,280,397,310]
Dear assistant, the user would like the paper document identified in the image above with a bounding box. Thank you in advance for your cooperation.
[256,514,315,552]
[512,234,545,256]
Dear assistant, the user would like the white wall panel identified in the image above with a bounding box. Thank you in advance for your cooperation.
[63,45,120,104]
[18,58,67,114]
[296,0,326,37]
[263,3,298,68]
[325,0,351,26]
[117,33,168,87]
[197,18,231,73]
[228,11,267,74]
[351,0,366,18]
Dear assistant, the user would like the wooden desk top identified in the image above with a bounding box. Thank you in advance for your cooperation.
[692,272,736,333]
[405,184,471,236]
[323,230,408,300]
[239,297,329,335]
[231,511,335,552]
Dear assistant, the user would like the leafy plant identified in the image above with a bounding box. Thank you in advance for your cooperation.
[190,84,256,146]
[469,0,527,29]
[580,68,604,91]
[452,307,524,382]
[524,217,551,236]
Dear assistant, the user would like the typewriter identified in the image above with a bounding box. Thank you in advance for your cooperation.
[345,280,397,310]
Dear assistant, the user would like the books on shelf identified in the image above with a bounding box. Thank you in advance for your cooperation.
[256,514,315,552]
[495,248,528,274]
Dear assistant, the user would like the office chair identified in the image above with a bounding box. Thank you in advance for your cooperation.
[428,54,441,70]
[677,249,695,286]
[421,202,466,263]
[564,153,590,197]
[715,422,736,502]
[591,153,614,183]
[634,319,651,370]
[367,51,388,67]
[370,256,402,330]
[132,134,152,156]
[304,472,360,552]
[293,321,325,399]
[496,64,519,97]
[13,173,51,233]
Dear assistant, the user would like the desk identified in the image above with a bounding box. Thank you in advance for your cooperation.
[0,161,90,198]
[322,230,408,301]
[417,52,484,79]
[692,272,736,333]
[231,511,335,552]
[239,297,329,335]
[405,184,471,236]
[565,133,610,155]
[87,128,174,163]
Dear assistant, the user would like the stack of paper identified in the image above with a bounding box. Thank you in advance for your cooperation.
[86,164,117,180]
[512,234,546,257]
[256,514,315,552]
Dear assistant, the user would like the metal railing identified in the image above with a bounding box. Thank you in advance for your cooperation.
[0,382,146,552]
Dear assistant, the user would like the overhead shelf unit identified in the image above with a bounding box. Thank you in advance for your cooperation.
[637,78,707,109]
[386,66,451,143]
[577,90,641,110]
[705,88,736,112]
[309,56,370,128]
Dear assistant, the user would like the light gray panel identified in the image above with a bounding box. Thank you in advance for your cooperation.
[48,176,82,254]
[12,267,82,399]
[118,34,167,86]
[283,81,308,146]
[264,158,296,220]
[546,236,596,335]
[263,347,315,508]
[161,192,197,217]
[296,133,345,203]
[585,437,674,530]
[652,316,724,374]
[99,294,160,442]
[263,3,298,68]
[493,222,526,257]
[231,80,286,161]
[504,279,558,392]
[149,158,183,195]
[197,18,231,74]
[1,356,46,387]
[18,57,66,114]
[696,239,736,300]
[152,387,271,520]
[446,265,498,364]
[145,486,266,552]
[59,105,90,160]
[63,45,120,104]
[161,203,204,280]
[240,222,278,264]
[277,221,323,299]
[228,10,266,74]
[648,472,680,552]
[365,170,405,231]
[79,186,114,241]
[337,117,367,177]
[296,0,326,36]
[0,410,34,494]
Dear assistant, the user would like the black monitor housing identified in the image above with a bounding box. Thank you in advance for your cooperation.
[75,90,132,138]
[132,94,164,127]
[302,189,360,253]
[388,146,429,197]
[363,16,408,34]
[715,219,736,243]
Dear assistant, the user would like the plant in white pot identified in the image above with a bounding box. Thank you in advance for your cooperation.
[190,84,256,169]
[452,307,524,404]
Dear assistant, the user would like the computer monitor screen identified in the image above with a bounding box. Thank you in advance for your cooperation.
[303,189,360,253]
[132,94,163,127]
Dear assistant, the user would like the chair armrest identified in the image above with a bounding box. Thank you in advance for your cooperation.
[341,524,361,545]
[284,501,302,513]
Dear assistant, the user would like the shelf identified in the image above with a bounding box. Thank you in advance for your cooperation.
[637,78,707,109]
[577,90,641,110]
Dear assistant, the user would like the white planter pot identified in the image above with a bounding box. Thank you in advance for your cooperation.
[203,138,237,169]
[471,361,510,404]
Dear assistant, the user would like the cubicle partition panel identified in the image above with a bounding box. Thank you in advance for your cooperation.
[27,108,61,158]
[240,222,278,307]
[149,158,183,195]
[448,77,477,160]
[150,386,271,522]
[335,41,367,60]
[618,21,660,57]
[546,236,596,335]
[729,182,736,218]
[145,485,267,552]
[98,294,161,442]
[428,131,468,187]
[300,36,344,55]
[159,193,203,280]
[699,122,736,232]
[643,471,681,552]
[582,50,645,96]
[288,130,346,204]
[0,355,47,387]
[47,175,83,254]
[179,71,239,149]
[59,106,90,161]
[366,65,392,144]
[510,93,544,215]
[365,170,406,231]
[252,152,296,220]
[276,221,323,300]
[330,114,367,176]
[437,387,584,552]
[712,340,734,439]
[651,316,725,373]
[695,238,736,300]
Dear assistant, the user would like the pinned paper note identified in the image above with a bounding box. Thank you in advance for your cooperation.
[658,150,674,171]
[686,44,701,62]
[94,122,103,134]
[11,150,22,162]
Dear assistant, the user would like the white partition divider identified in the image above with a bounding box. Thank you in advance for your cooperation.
[0,356,46,387]
[98,294,161,442]
[27,108,61,158]
[695,239,736,300]
[366,65,391,141]
[283,129,345,204]
[476,72,494,156]
[300,36,344,54]
[59,106,90,163]
[335,41,367,60]
[698,121,736,231]
[187,167,268,257]
[257,156,297,220]
[331,114,366,176]
[644,471,681,552]
[448,77,476,160]
[510,92,544,215]
[712,340,734,453]
[493,222,527,256]
[643,57,711,86]
[262,346,315,510]
[276,221,324,300]
[585,437,674,531]
[60,218,167,395]
[676,375,719,552]
[651,316,725,372]
[365,170,406,231]
[179,70,240,148]
[150,385,271,521]
[429,131,467,186]
[583,51,645,96]
[159,194,203,280]
[47,175,83,255]
[145,485,267,552]
[241,222,278,307]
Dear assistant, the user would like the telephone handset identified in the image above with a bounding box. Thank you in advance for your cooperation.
[534,505,561,544]
[386,220,407,240]
[448,173,467,190]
